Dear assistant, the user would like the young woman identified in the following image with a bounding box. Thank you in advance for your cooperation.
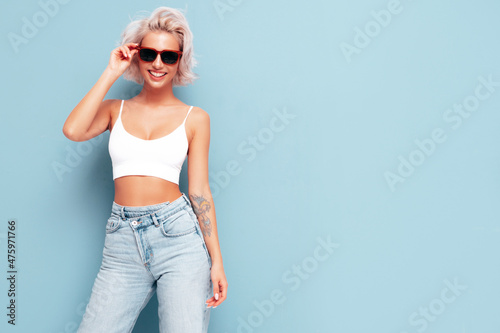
[63,7,227,333]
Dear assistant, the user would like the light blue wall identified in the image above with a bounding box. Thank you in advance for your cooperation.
[1,0,499,332]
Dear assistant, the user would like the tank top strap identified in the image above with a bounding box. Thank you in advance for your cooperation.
[182,106,194,125]
[119,100,124,119]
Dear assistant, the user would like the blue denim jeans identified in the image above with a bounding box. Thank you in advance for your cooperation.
[77,192,212,333]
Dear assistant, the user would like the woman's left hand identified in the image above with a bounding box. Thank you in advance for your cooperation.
[206,260,228,308]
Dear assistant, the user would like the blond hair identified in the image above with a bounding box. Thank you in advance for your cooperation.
[118,6,198,86]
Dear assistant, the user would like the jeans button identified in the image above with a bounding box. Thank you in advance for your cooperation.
[131,221,137,225]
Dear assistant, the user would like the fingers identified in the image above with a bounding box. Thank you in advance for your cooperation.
[214,285,219,301]
[121,47,130,60]
[206,279,228,308]
[205,296,216,307]
[217,280,228,306]
[128,42,140,50]
[120,43,139,60]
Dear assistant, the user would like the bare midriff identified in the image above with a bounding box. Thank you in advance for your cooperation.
[114,176,183,206]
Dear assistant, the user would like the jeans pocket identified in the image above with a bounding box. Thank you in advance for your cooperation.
[159,208,196,237]
[105,214,121,234]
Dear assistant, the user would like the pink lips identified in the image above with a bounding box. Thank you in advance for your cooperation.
[148,70,167,80]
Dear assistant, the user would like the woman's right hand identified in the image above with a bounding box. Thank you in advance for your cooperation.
[107,42,139,77]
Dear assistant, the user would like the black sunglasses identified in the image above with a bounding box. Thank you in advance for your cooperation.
[136,46,183,65]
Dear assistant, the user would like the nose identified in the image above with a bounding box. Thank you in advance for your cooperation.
[152,54,163,68]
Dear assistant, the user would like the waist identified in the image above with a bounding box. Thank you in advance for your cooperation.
[111,191,191,219]
[113,176,183,206]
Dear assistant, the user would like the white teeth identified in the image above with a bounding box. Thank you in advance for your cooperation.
[149,70,166,77]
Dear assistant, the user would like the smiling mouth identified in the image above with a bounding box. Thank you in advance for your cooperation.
[148,70,167,77]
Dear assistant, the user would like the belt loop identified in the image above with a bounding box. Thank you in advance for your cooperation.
[121,206,125,220]
[183,192,191,206]
[152,214,159,227]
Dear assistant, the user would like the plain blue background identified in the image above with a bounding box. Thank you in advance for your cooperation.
[1,0,500,332]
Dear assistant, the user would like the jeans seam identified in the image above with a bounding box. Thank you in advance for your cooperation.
[159,208,197,237]
[160,225,196,237]
[128,284,156,333]
[106,215,122,234]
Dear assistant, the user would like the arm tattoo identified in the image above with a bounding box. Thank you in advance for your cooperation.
[189,194,212,237]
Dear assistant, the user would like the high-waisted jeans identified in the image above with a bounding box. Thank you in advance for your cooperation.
[77,192,212,333]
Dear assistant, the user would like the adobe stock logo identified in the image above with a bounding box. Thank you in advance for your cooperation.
[8,0,72,54]
[212,0,244,21]
[399,277,467,333]
[340,0,407,63]
[52,135,104,182]
[209,106,296,198]
[384,74,499,192]
[67,270,130,332]
[234,235,340,332]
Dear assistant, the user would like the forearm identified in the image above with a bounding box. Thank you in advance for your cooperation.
[188,189,223,265]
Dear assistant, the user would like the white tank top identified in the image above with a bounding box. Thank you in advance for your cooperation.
[108,99,193,185]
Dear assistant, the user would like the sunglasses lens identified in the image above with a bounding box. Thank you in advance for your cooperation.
[139,49,157,62]
[161,51,180,64]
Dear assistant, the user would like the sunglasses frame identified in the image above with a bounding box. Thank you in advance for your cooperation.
[136,46,183,65]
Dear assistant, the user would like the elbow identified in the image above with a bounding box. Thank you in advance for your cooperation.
[62,125,74,141]
[62,125,77,141]
[188,184,213,197]
[62,126,85,142]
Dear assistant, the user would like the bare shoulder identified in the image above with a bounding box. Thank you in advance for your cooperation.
[188,106,210,129]
[100,99,122,131]
[94,98,120,118]
[186,106,210,143]
[189,106,210,122]
[102,99,121,114]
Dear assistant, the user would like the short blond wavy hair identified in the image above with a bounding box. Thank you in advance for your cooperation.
[118,6,198,87]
